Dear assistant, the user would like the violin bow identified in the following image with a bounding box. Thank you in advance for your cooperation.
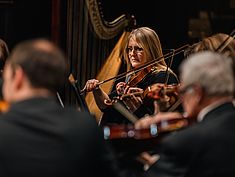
[215,29,235,53]
[80,44,190,94]
[164,49,175,85]
[56,92,64,108]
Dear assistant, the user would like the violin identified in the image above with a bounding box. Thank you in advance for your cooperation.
[102,83,187,142]
[103,116,191,140]
[127,65,156,87]
[143,83,181,112]
[102,116,195,154]
[105,83,181,113]
[101,82,195,155]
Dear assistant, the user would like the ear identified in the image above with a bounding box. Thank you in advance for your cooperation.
[193,85,204,104]
[14,67,25,90]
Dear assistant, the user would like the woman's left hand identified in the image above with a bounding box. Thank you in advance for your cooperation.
[121,87,144,113]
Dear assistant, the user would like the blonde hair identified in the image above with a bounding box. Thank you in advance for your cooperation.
[123,27,167,72]
[185,33,235,97]
[186,33,235,58]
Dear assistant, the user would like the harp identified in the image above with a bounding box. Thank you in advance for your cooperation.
[65,0,135,122]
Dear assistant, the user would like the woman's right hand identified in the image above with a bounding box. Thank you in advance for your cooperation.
[83,79,111,110]
[83,79,100,92]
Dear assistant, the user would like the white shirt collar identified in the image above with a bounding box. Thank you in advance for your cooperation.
[197,98,233,122]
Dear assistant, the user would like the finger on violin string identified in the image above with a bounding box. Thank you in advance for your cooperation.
[125,87,143,94]
[124,93,142,104]
[132,94,143,105]
[116,82,126,95]
[123,85,130,94]
[116,82,126,89]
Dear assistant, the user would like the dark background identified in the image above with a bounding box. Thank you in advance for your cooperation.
[0,0,52,50]
[1,0,234,50]
[100,0,235,48]
[99,0,235,72]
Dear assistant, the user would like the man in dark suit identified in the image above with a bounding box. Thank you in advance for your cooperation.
[144,51,235,177]
[0,39,123,177]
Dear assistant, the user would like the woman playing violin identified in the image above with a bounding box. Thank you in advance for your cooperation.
[84,27,179,125]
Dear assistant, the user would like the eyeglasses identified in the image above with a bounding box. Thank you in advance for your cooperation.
[179,84,195,96]
[126,46,143,54]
